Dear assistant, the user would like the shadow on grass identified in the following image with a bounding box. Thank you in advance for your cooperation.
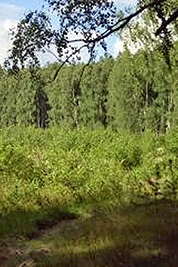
[0,205,78,238]
[2,199,178,266]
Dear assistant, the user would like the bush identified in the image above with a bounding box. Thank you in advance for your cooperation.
[1,126,178,236]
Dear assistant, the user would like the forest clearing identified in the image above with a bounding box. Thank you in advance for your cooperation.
[0,0,178,266]
[0,127,178,266]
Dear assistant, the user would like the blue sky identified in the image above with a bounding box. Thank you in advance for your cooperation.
[0,0,137,13]
[0,0,138,65]
[0,0,44,12]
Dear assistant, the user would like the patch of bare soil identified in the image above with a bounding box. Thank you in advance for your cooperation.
[0,238,25,266]
[26,212,78,240]
[0,212,78,266]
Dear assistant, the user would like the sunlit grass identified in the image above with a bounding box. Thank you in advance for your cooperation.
[1,127,178,266]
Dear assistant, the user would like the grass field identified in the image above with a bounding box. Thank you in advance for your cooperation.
[1,127,178,266]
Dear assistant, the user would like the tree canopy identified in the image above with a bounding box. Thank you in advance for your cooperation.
[5,0,178,73]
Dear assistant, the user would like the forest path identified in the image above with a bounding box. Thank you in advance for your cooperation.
[1,200,178,267]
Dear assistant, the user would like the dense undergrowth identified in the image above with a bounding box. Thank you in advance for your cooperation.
[0,126,178,237]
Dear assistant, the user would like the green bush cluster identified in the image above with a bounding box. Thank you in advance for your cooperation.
[1,127,178,235]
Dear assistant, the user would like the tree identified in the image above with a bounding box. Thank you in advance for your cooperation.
[30,70,51,128]
[16,70,36,126]
[108,48,146,132]
[6,0,178,74]
[0,73,18,126]
[79,57,114,128]
[45,63,84,128]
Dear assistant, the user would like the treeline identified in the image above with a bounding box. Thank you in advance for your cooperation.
[0,42,178,133]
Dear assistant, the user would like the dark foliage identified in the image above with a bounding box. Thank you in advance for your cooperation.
[5,0,178,74]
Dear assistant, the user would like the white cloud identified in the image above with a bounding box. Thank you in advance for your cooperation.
[113,0,138,6]
[113,38,124,57]
[0,19,16,64]
[39,31,92,65]
[110,0,138,8]
[113,34,143,57]
[0,3,23,20]
[0,3,24,65]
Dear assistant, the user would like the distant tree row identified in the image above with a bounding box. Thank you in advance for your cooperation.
[0,39,178,133]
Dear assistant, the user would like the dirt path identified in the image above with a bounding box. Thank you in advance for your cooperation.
[1,201,178,267]
[0,212,78,267]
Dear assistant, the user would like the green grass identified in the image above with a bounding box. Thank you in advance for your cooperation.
[1,126,178,266]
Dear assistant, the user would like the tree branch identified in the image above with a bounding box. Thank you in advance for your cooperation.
[89,0,167,43]
[156,9,178,35]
